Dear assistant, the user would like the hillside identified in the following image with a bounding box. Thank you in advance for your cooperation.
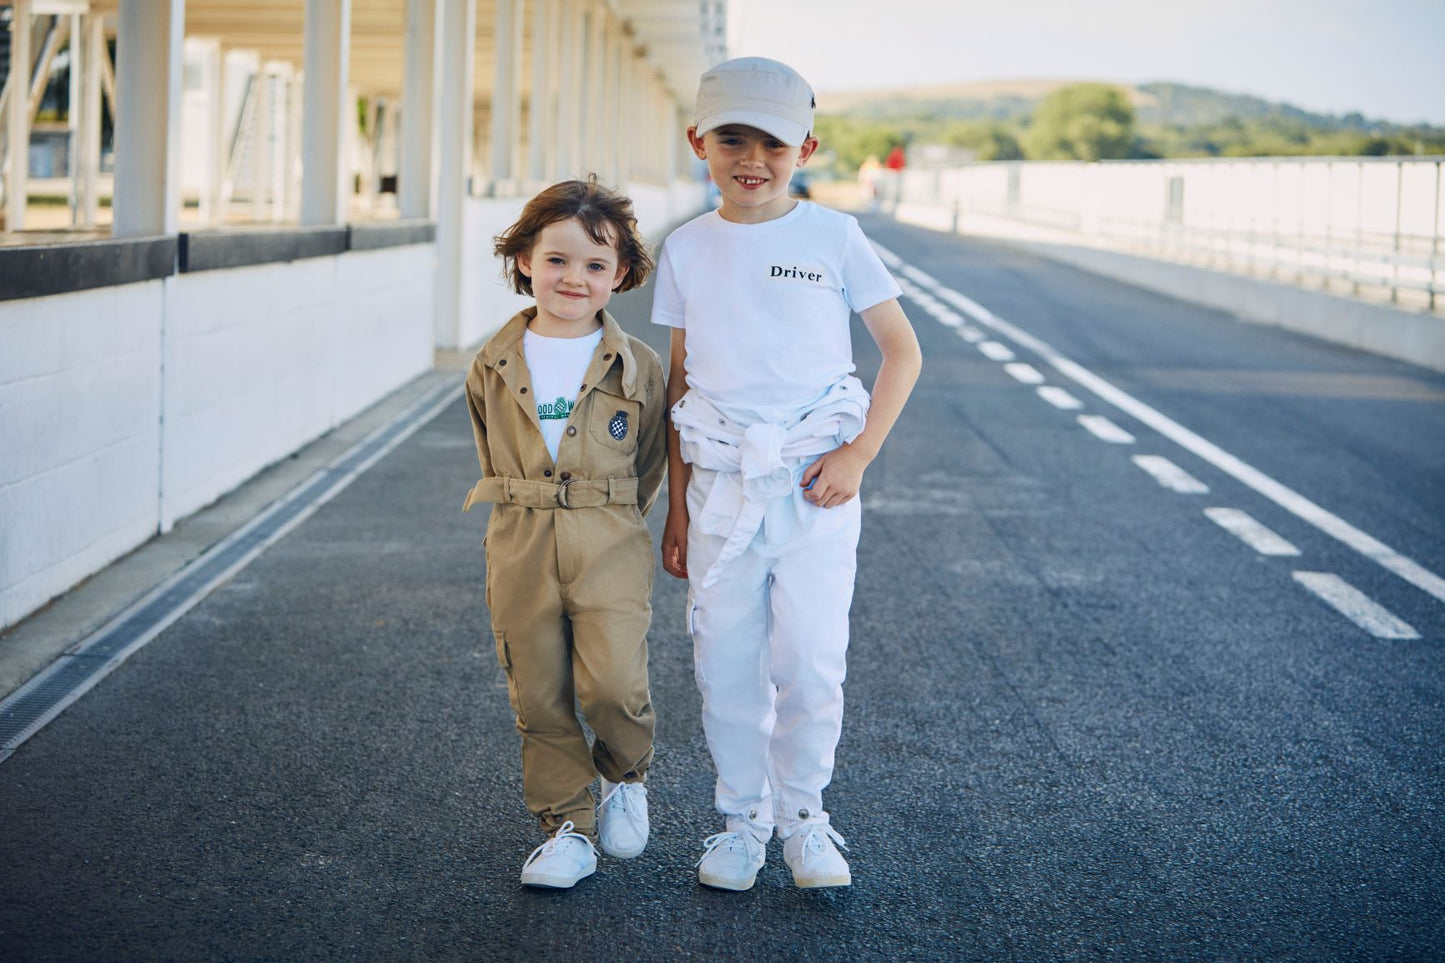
[818,79,1421,133]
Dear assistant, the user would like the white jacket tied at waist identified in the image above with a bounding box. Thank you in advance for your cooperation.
[672,377,871,587]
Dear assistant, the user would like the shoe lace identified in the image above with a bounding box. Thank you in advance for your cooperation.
[695,831,763,868]
[522,819,594,871]
[795,824,848,866]
[600,781,648,833]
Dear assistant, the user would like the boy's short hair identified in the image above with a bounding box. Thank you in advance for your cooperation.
[694,57,815,147]
[493,175,653,296]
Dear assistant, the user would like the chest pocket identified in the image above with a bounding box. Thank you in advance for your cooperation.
[587,391,641,456]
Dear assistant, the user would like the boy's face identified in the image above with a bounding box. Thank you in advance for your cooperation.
[689,124,819,224]
[517,217,628,335]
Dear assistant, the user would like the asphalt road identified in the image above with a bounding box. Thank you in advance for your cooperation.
[1,214,1442,962]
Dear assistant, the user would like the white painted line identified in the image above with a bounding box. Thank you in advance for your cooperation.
[1133,455,1210,493]
[1205,507,1300,554]
[1078,414,1136,444]
[936,310,965,327]
[959,327,986,343]
[1292,572,1420,639]
[870,240,1445,607]
[871,242,902,267]
[979,341,1016,362]
[0,380,462,764]
[901,264,940,289]
[1004,362,1046,385]
[1037,385,1084,409]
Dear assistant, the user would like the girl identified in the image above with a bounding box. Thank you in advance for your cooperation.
[463,177,666,888]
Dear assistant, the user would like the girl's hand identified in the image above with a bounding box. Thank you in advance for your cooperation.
[800,443,869,509]
[662,505,690,579]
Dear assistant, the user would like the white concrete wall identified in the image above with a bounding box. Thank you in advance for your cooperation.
[0,282,165,629]
[1,245,435,629]
[163,244,436,527]
[459,196,532,350]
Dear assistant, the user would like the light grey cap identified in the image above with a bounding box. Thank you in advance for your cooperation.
[693,57,815,146]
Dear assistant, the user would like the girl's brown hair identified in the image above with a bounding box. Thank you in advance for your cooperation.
[493,175,654,296]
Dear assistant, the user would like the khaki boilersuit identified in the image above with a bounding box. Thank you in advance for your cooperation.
[464,307,667,834]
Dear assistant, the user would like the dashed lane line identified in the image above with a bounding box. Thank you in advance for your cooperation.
[1133,455,1210,494]
[1004,362,1046,385]
[978,341,1016,362]
[1292,572,1421,639]
[1205,507,1301,556]
[1037,386,1084,410]
[877,241,1445,609]
[1078,414,1136,444]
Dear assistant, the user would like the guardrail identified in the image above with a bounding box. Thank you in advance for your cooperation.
[898,156,1445,312]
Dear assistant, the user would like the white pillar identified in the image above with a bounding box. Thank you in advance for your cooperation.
[79,15,103,226]
[490,0,522,190]
[202,43,224,223]
[553,1,580,179]
[399,0,435,219]
[602,21,621,187]
[583,3,605,177]
[4,0,31,230]
[435,0,476,348]
[300,0,350,226]
[526,0,555,185]
[67,13,81,224]
[112,0,184,237]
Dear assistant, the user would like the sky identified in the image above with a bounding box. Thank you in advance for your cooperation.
[727,0,1445,126]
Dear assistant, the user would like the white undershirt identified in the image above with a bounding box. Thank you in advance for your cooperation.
[523,326,603,461]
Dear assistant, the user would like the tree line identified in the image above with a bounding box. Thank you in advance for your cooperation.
[813,84,1445,176]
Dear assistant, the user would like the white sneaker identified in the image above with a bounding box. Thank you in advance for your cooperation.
[696,831,767,891]
[782,824,851,888]
[597,778,649,859]
[520,820,597,889]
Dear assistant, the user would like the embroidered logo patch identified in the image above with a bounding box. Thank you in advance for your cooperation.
[608,410,629,440]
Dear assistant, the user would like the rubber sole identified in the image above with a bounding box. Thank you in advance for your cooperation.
[791,872,851,888]
[521,865,596,889]
[698,871,759,891]
[599,838,647,859]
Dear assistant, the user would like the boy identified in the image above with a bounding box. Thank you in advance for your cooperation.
[653,58,922,890]
[465,177,667,888]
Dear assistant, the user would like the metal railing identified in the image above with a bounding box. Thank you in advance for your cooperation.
[899,156,1445,312]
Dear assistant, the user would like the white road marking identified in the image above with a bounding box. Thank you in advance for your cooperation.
[936,310,965,327]
[1037,386,1084,409]
[979,341,1016,361]
[871,240,1445,607]
[1133,455,1210,493]
[959,327,986,343]
[1292,572,1421,639]
[901,264,940,288]
[1078,415,1136,444]
[1004,362,1046,385]
[1204,507,1300,555]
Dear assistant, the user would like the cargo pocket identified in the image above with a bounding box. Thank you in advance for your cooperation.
[493,631,525,726]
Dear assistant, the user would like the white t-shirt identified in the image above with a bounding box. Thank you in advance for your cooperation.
[523,326,604,461]
[650,201,901,423]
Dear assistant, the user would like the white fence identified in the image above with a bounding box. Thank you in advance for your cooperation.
[899,157,1445,312]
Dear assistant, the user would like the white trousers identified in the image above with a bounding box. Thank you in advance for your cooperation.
[685,463,861,842]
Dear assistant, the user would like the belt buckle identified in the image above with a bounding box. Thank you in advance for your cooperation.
[555,476,573,509]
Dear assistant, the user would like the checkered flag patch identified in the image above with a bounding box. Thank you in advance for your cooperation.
[608,410,629,440]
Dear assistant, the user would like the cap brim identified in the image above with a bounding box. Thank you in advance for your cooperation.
[695,109,810,147]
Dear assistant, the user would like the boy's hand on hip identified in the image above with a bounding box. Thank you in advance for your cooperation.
[662,505,690,580]
[801,444,869,509]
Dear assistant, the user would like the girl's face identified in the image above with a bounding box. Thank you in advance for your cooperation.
[518,216,628,336]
